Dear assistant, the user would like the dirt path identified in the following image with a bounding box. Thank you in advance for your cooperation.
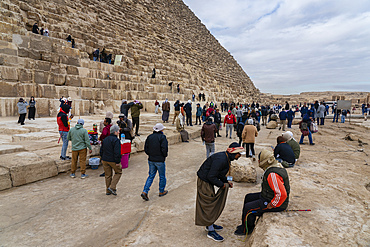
[0,120,369,247]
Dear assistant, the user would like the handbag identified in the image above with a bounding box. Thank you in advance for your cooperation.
[310,123,318,133]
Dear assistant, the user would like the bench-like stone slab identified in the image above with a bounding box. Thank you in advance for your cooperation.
[0,167,12,191]
[12,132,58,142]
[0,145,25,155]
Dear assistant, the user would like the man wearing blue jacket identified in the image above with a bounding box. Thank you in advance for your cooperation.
[279,110,288,131]
[100,125,122,195]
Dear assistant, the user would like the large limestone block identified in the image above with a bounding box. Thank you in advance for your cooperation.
[229,158,257,183]
[0,40,18,56]
[0,66,18,81]
[12,132,58,142]
[35,98,53,116]
[65,75,82,87]
[91,144,101,156]
[0,81,18,97]
[49,73,66,86]
[292,118,301,125]
[0,145,25,155]
[10,159,58,187]
[17,83,37,98]
[133,137,145,152]
[37,84,56,98]
[0,98,17,116]
[266,121,277,129]
[34,70,50,84]
[18,68,33,82]
[0,167,12,191]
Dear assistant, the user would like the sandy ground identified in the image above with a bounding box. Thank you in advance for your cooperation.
[0,116,369,247]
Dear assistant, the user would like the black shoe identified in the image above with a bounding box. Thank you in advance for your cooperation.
[141,192,149,201]
[135,133,140,136]
[99,172,105,177]
[234,225,246,236]
[217,135,221,137]
[310,143,315,145]
[107,187,117,196]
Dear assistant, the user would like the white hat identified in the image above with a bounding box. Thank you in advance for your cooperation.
[153,123,166,132]
[188,100,192,103]
[248,119,253,125]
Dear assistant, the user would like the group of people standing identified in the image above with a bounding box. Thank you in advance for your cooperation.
[17,97,36,125]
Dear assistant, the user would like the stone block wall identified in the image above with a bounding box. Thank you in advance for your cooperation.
[0,0,260,117]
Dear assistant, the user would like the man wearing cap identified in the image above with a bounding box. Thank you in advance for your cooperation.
[141,123,168,201]
[67,119,92,179]
[100,125,122,195]
[196,142,245,242]
[234,149,290,236]
[184,100,193,126]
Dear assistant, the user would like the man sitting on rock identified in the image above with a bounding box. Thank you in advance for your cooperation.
[234,149,290,236]
[274,136,295,168]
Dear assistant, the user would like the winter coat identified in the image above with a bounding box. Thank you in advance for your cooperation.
[279,111,288,120]
[196,107,203,116]
[184,102,192,115]
[317,105,326,118]
[242,124,258,143]
[67,124,92,151]
[162,102,170,111]
[201,122,217,143]
[214,112,222,124]
[274,143,295,164]
[100,133,121,164]
[144,131,168,162]
[197,152,230,188]
[120,102,134,117]
[131,103,143,118]
[17,102,28,114]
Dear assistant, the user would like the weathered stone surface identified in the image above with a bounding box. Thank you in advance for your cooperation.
[0,167,12,191]
[229,158,257,183]
[266,121,278,129]
[0,40,18,56]
[0,66,18,81]
[12,132,58,142]
[133,137,144,152]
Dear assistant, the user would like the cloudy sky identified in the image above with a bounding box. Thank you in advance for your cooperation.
[182,0,370,94]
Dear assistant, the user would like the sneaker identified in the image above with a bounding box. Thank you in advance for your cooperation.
[70,173,75,178]
[159,190,168,197]
[226,134,228,137]
[207,231,224,242]
[65,156,71,160]
[229,137,232,139]
[217,135,222,137]
[234,225,246,236]
[141,192,149,201]
[107,187,117,196]
[106,191,111,195]
[81,174,88,179]
[99,172,105,177]
[205,224,223,232]
[310,143,315,145]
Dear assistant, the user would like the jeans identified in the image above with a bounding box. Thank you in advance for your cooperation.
[320,118,325,125]
[333,114,339,122]
[299,129,313,144]
[287,119,292,128]
[59,131,69,158]
[237,117,243,124]
[205,142,215,158]
[143,161,166,194]
[93,57,97,61]
[226,123,233,138]
[341,115,345,123]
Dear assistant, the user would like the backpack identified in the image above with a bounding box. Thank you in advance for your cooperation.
[300,121,308,131]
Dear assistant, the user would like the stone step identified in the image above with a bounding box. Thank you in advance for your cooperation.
[12,132,59,142]
[0,144,25,154]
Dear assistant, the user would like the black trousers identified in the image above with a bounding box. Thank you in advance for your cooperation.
[28,107,36,119]
[241,192,285,234]
[132,117,140,134]
[186,114,192,126]
[18,113,26,125]
[195,116,201,125]
[245,143,255,157]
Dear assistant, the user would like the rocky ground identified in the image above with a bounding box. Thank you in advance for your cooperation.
[0,114,369,247]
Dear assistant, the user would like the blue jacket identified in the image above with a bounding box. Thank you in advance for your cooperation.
[196,107,202,116]
[287,110,294,120]
[279,111,288,120]
[100,134,122,164]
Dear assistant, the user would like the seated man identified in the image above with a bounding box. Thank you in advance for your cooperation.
[282,131,300,162]
[234,149,290,236]
[274,136,295,168]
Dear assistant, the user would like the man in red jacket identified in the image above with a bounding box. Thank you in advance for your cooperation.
[223,110,236,139]
[57,104,71,160]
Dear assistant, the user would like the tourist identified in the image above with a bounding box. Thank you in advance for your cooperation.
[67,119,92,179]
[242,119,258,160]
[99,112,114,133]
[152,68,156,78]
[278,109,287,131]
[274,136,295,168]
[184,100,193,126]
[161,99,170,123]
[93,48,100,61]
[287,108,294,128]
[236,120,245,146]
[57,104,71,160]
[195,103,202,125]
[299,110,315,145]
[192,92,195,101]
[177,84,180,94]
[236,107,243,124]
[28,96,36,120]
[172,100,181,125]
[282,131,300,161]
[198,93,202,102]
[285,101,289,110]
[141,123,168,201]
[32,23,39,34]
[333,105,341,122]
[120,99,134,117]
[17,98,28,125]
[43,29,49,36]
[40,28,44,35]
[300,103,308,117]
[131,100,143,136]
[234,149,290,236]
[71,39,75,48]
[100,125,122,196]
[202,93,206,101]
[341,109,348,123]
[214,108,222,137]
[117,114,134,141]
[201,117,217,158]
[224,110,236,139]
[99,118,112,141]
[155,100,160,114]
[196,143,245,242]
[317,102,326,125]
[66,35,72,42]
[202,105,207,122]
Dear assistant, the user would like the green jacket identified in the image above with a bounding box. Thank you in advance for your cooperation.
[131,103,143,118]
[287,139,300,159]
[67,124,92,151]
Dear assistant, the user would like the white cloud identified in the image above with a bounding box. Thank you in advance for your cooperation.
[183,0,370,94]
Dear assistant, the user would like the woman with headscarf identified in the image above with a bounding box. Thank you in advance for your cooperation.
[196,142,245,242]
[161,99,170,123]
[234,149,290,236]
[28,96,36,120]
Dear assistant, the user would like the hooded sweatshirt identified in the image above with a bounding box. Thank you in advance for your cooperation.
[67,124,92,151]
